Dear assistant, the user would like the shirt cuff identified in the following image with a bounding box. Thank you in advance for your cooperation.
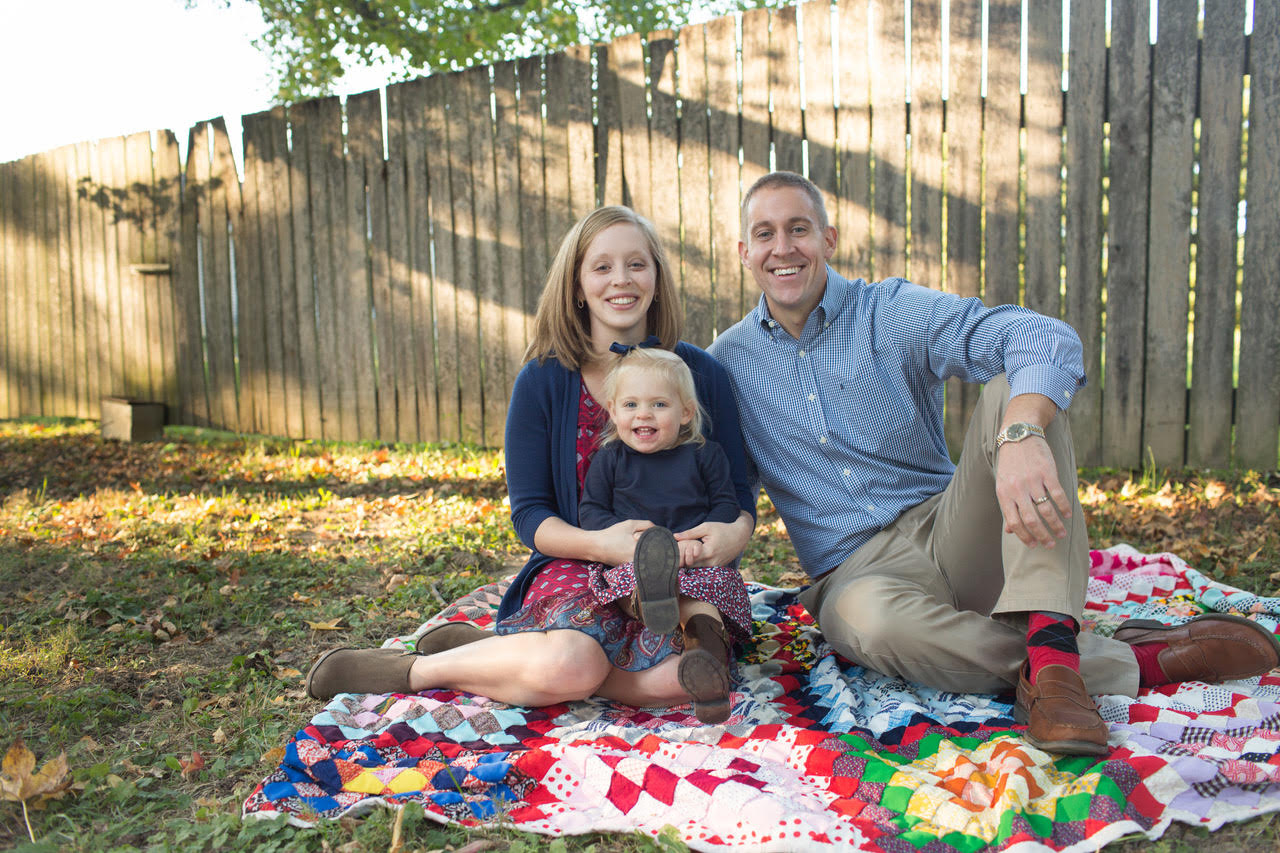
[1007,364,1085,410]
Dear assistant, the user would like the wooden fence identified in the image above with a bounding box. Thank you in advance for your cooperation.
[1,0,1277,470]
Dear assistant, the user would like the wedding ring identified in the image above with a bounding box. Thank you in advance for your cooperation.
[1032,495,1050,505]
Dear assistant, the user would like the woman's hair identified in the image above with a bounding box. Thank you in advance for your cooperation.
[598,347,706,448]
[524,206,683,369]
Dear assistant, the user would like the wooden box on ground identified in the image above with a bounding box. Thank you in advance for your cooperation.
[101,397,165,442]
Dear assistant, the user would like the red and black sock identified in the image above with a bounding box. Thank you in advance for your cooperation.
[1132,641,1172,687]
[1026,611,1081,683]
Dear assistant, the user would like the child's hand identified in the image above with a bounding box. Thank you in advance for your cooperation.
[677,539,703,567]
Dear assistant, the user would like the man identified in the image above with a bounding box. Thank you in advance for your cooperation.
[707,171,1280,755]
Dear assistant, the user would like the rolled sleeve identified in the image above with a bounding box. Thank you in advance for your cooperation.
[1007,363,1086,411]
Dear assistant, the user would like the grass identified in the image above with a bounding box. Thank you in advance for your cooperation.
[1,417,1278,851]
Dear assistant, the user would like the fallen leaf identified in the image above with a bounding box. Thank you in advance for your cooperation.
[0,738,73,807]
[261,746,286,765]
[305,617,344,631]
[212,728,227,745]
[179,751,205,779]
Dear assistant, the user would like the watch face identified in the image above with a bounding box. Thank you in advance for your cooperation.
[1007,423,1028,441]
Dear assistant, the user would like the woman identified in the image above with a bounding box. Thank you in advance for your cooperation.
[306,206,756,714]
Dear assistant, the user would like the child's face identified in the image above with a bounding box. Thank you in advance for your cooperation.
[606,368,693,454]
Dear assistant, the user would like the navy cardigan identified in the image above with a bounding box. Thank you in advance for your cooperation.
[499,341,757,620]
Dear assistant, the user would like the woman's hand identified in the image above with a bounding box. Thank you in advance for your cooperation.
[532,516,652,567]
[672,512,753,568]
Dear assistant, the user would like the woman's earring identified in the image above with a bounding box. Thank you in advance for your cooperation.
[576,298,585,309]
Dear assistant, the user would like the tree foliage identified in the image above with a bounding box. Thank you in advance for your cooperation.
[204,0,762,103]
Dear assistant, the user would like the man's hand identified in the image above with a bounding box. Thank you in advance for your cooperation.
[995,436,1071,547]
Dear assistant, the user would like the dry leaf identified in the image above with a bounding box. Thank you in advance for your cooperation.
[179,750,205,779]
[212,728,227,745]
[305,617,344,631]
[0,738,73,807]
[260,746,287,765]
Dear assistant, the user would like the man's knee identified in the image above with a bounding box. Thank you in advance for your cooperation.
[818,575,917,659]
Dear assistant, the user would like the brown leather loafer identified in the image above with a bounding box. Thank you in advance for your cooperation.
[632,526,681,635]
[1015,664,1109,756]
[1113,613,1280,683]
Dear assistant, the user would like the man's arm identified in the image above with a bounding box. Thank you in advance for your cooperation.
[995,392,1072,549]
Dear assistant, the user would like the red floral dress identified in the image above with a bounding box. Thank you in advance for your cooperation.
[493,384,752,672]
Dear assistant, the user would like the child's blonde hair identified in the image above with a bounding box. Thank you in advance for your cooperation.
[599,348,706,448]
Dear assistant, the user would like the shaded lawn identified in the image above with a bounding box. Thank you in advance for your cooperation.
[1,418,1278,851]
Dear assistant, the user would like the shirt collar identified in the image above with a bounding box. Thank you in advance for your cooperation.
[752,267,847,340]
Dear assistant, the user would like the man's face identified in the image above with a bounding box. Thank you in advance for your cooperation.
[738,185,837,323]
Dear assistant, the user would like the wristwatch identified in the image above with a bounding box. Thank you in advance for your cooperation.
[995,422,1046,451]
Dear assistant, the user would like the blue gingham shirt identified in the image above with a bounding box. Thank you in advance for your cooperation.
[708,268,1085,578]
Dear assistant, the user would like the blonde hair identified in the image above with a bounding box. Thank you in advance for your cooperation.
[598,348,706,448]
[524,206,683,369]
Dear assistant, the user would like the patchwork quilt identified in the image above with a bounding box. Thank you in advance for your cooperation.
[243,545,1280,851]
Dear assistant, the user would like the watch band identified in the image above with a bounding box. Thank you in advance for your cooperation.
[995,422,1046,451]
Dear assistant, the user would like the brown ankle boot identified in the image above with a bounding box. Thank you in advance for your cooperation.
[678,613,733,724]
[632,526,680,634]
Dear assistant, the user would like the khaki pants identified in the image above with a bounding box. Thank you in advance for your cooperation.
[798,375,1139,696]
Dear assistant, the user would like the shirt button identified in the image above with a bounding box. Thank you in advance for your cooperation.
[798,350,806,357]
[819,436,827,444]
[842,468,850,476]
[808,393,815,401]
[1064,390,1073,400]
[866,504,876,512]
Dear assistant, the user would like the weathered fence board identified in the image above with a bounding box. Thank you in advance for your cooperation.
[870,0,907,283]
[396,76,438,443]
[1,1,1275,470]
[835,0,870,276]
[985,0,1021,311]
[237,117,270,435]
[1063,1,1107,467]
[740,7,771,195]
[945,0,984,454]
[99,138,129,411]
[449,69,485,444]
[770,7,803,177]
[1239,4,1280,471]
[346,90,390,442]
[909,0,943,292]
[287,100,323,439]
[801,0,838,253]
[1237,4,1280,470]
[175,127,207,427]
[1103,0,1152,469]
[1024,0,1063,320]
[705,14,742,335]
[516,56,548,358]
[650,33,682,336]
[493,60,525,443]
[154,131,183,420]
[0,161,12,417]
[676,23,714,346]
[385,80,419,444]
[1189,0,1247,469]
[1145,0,1197,469]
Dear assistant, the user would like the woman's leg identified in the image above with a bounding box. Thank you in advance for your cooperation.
[596,655,686,707]
[407,629,614,706]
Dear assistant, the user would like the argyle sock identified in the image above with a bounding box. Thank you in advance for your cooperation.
[1132,641,1172,687]
[1026,611,1081,684]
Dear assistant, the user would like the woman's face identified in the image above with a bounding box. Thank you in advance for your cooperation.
[576,223,657,347]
